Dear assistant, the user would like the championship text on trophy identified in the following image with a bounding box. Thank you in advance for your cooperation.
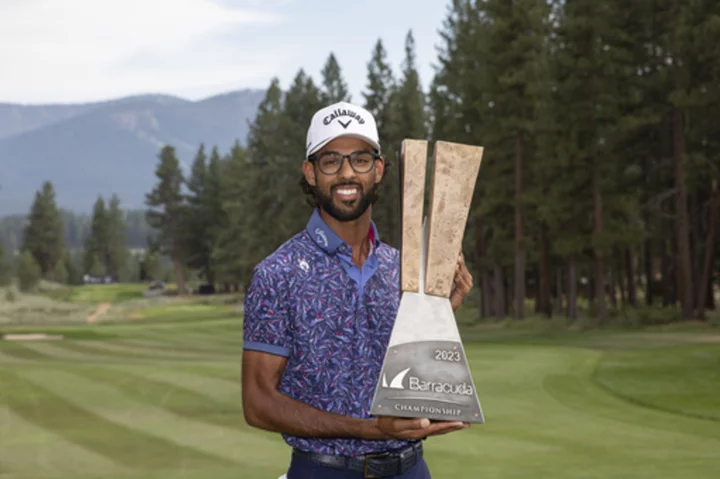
[370,139,485,424]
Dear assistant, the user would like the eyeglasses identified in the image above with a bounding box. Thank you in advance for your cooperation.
[310,150,380,175]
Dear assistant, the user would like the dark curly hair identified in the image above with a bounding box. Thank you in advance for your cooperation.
[299,154,392,209]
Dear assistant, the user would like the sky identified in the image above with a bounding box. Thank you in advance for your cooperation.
[0,0,451,105]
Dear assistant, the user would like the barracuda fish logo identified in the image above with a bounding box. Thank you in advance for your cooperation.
[382,367,411,390]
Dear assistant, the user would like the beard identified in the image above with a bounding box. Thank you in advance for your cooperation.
[313,180,379,222]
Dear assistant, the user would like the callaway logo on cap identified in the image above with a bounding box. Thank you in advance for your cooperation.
[306,101,381,158]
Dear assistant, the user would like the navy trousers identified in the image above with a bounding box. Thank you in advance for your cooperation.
[286,453,432,479]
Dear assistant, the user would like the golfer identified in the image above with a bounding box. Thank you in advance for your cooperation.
[242,101,474,478]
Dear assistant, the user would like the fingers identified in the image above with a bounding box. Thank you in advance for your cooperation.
[377,417,430,435]
[424,421,468,437]
[376,417,469,440]
[453,266,473,293]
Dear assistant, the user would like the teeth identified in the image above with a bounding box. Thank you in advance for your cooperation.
[337,188,357,195]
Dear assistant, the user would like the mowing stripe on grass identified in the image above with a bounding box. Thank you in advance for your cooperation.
[77,339,231,360]
[542,356,720,443]
[0,369,233,470]
[0,342,56,362]
[0,403,128,478]
[19,341,97,362]
[50,340,202,363]
[0,347,29,365]
[111,365,242,405]
[65,366,248,433]
[21,369,281,466]
[113,337,234,354]
[113,336,239,356]
[176,364,242,382]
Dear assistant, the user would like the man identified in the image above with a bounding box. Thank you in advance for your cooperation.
[242,101,474,479]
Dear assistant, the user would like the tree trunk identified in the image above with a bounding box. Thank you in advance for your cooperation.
[644,237,654,306]
[538,223,552,317]
[609,270,617,309]
[697,180,718,320]
[592,155,607,324]
[661,238,674,307]
[494,263,505,320]
[626,248,638,307]
[173,257,186,296]
[482,271,492,317]
[618,256,627,308]
[514,131,525,320]
[672,106,694,320]
[475,218,492,318]
[567,257,578,322]
[556,266,564,314]
[691,191,702,288]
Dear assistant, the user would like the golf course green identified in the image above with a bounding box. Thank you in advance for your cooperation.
[1,289,719,479]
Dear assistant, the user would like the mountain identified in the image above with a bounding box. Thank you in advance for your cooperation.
[0,89,265,216]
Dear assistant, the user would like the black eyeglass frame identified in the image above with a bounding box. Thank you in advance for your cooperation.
[308,150,382,175]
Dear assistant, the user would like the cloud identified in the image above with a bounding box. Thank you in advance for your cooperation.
[0,0,287,103]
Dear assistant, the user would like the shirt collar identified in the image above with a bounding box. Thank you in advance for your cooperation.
[306,208,380,255]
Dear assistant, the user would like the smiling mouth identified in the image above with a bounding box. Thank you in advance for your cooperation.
[333,185,360,201]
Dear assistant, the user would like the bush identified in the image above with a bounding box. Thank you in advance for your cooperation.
[17,251,41,293]
[4,287,17,302]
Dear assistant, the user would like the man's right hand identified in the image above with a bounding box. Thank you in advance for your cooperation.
[375,416,469,441]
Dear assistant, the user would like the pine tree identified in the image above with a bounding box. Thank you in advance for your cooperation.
[183,144,211,282]
[321,53,351,104]
[394,30,427,141]
[203,146,224,285]
[362,38,401,247]
[235,78,286,274]
[0,243,11,287]
[105,194,128,278]
[479,0,551,320]
[213,142,252,288]
[278,70,324,236]
[83,196,108,275]
[363,39,395,130]
[145,145,188,295]
[22,181,65,278]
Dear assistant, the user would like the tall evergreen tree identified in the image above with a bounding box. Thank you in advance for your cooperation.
[22,181,65,278]
[362,39,400,247]
[105,194,128,278]
[213,141,252,289]
[479,0,551,320]
[145,145,188,295]
[394,30,428,141]
[242,78,287,270]
[184,144,213,283]
[203,146,224,285]
[279,70,324,235]
[83,196,108,275]
[321,53,351,104]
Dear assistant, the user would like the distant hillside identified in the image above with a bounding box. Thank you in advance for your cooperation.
[0,89,265,216]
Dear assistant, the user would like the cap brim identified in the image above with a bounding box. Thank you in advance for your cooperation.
[307,134,381,157]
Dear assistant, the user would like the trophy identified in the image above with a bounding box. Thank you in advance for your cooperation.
[370,139,485,424]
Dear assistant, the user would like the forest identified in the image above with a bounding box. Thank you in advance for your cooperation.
[2,0,719,326]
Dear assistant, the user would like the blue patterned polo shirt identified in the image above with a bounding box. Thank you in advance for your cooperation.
[243,208,413,456]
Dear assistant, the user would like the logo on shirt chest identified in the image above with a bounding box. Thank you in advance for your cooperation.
[314,228,329,248]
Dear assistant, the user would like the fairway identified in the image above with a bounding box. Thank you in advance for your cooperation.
[1,306,719,479]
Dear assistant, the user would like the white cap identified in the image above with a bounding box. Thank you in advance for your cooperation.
[305,101,381,158]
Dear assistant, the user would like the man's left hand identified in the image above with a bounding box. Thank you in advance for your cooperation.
[450,252,473,312]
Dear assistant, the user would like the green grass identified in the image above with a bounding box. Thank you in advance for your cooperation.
[1,303,719,479]
[45,283,148,304]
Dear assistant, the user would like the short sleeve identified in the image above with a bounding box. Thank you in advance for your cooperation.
[242,264,293,357]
